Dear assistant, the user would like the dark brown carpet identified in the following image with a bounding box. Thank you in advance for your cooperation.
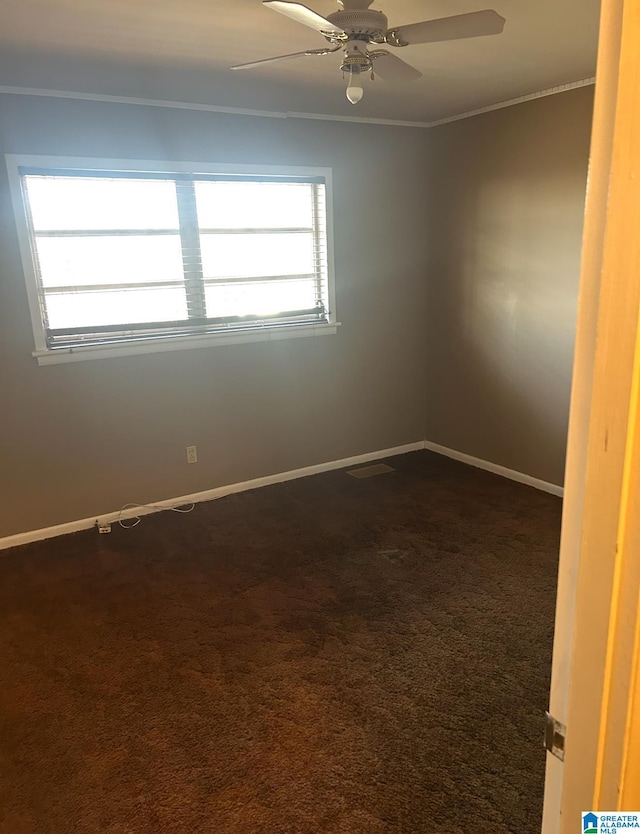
[0,451,561,834]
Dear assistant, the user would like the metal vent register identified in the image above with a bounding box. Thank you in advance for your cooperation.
[347,463,396,479]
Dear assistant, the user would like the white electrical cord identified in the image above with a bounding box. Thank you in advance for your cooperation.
[116,501,195,529]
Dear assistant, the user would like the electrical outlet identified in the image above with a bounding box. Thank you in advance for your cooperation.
[96,521,112,534]
[186,445,198,464]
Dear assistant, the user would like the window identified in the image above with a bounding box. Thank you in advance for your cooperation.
[7,156,336,364]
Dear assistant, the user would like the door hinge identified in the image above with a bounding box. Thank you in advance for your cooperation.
[545,712,566,761]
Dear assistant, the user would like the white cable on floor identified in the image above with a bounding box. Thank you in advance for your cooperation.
[117,501,195,529]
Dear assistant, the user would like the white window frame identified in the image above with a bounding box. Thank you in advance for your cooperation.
[6,154,338,365]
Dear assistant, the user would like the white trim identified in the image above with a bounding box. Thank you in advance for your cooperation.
[0,441,425,552]
[0,85,432,129]
[32,323,340,365]
[0,79,595,129]
[5,153,334,178]
[423,441,565,496]
[5,155,48,352]
[0,85,291,120]
[283,108,430,128]
[426,77,596,128]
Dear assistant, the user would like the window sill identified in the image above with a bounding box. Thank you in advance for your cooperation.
[32,321,340,365]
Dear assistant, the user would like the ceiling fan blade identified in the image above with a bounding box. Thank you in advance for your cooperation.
[372,52,422,83]
[389,10,505,46]
[231,49,329,70]
[263,1,346,36]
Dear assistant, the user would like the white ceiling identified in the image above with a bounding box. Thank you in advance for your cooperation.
[0,0,601,123]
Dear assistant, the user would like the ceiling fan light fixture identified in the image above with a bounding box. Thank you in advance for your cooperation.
[345,67,364,104]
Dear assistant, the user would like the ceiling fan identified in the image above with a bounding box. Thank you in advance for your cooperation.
[231,0,505,104]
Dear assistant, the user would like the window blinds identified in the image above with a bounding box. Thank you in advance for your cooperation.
[20,168,330,350]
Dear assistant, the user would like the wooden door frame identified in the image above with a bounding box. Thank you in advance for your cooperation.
[543,0,640,828]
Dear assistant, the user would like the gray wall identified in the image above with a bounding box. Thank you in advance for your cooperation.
[425,87,594,486]
[0,87,594,539]
[0,94,430,538]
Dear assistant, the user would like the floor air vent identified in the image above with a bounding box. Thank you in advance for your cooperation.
[347,463,396,479]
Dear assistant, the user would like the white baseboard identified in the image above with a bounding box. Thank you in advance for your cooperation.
[0,439,564,552]
[423,440,564,497]
[0,441,424,552]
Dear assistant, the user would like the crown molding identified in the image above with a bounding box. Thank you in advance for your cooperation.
[0,85,289,119]
[425,77,596,128]
[0,77,596,130]
[0,85,431,128]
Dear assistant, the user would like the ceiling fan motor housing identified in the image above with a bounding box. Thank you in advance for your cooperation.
[326,9,388,42]
[340,40,372,73]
